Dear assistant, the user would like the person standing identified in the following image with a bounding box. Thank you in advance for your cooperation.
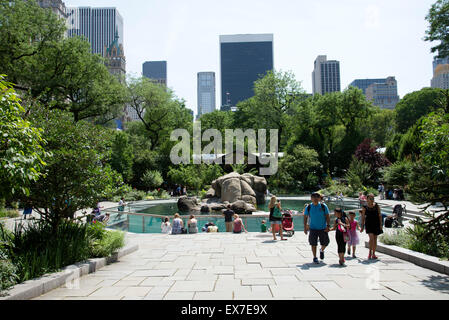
[330,208,349,266]
[361,194,383,259]
[118,197,126,212]
[347,212,361,258]
[304,192,331,264]
[222,205,235,232]
[268,196,286,241]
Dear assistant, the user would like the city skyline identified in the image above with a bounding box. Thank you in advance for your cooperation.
[65,0,437,116]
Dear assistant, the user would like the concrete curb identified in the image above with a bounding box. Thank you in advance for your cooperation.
[0,244,139,300]
[365,241,449,276]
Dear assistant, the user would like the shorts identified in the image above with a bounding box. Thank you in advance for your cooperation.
[309,229,330,247]
[270,220,282,225]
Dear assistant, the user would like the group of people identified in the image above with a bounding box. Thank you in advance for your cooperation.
[170,185,187,197]
[377,183,405,201]
[161,205,249,235]
[304,192,383,266]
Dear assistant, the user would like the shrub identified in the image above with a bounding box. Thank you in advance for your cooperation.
[89,229,125,258]
[0,221,91,282]
[0,208,20,219]
[0,249,18,294]
[379,229,410,246]
[141,170,163,191]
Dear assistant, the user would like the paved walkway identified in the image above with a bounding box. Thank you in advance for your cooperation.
[33,232,449,300]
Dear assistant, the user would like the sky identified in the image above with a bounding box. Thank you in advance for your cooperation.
[65,0,437,116]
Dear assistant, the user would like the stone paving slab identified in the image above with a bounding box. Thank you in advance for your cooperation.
[32,232,449,300]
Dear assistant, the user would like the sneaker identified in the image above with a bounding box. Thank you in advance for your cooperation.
[347,248,351,255]
[368,254,372,260]
[320,250,325,260]
[352,254,357,258]
[313,257,319,264]
[372,255,378,260]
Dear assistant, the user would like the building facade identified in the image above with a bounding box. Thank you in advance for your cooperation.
[37,0,68,19]
[142,61,167,86]
[349,78,388,95]
[365,76,399,109]
[197,72,216,118]
[104,32,126,79]
[312,55,341,95]
[65,7,124,57]
[431,57,449,89]
[220,34,274,109]
[431,64,449,89]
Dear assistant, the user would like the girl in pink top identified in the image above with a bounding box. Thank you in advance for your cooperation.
[347,212,361,258]
[233,214,248,234]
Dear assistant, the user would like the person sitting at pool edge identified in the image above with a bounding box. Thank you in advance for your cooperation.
[260,220,268,233]
[233,214,248,234]
[187,215,198,234]
[171,213,184,235]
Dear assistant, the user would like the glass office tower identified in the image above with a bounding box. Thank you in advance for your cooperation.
[220,34,274,109]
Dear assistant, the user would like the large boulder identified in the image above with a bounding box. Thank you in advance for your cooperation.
[221,177,242,203]
[240,180,256,197]
[231,200,257,215]
[177,197,199,212]
[205,188,216,199]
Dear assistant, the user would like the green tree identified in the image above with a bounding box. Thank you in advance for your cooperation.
[0,76,47,199]
[382,160,413,190]
[394,87,444,133]
[34,37,127,123]
[362,108,395,146]
[425,0,449,58]
[126,77,193,151]
[269,144,320,192]
[25,109,123,230]
[141,170,163,191]
[110,131,134,183]
[0,0,65,89]
[235,70,305,149]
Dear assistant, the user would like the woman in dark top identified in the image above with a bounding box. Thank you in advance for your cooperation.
[361,194,383,260]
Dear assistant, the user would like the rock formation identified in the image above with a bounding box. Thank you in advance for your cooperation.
[177,172,267,215]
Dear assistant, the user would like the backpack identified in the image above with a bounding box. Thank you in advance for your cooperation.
[273,206,282,219]
[306,203,326,214]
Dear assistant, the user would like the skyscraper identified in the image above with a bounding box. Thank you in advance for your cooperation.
[197,72,216,118]
[312,55,341,95]
[349,78,388,95]
[65,7,124,57]
[365,77,399,109]
[143,61,167,86]
[431,56,449,89]
[220,34,274,109]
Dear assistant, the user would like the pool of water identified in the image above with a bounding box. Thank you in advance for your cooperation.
[106,199,367,234]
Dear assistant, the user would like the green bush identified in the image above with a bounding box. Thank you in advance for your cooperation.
[141,170,163,191]
[0,221,91,282]
[0,208,20,219]
[379,229,410,246]
[89,228,125,258]
[0,249,18,294]
[0,219,126,285]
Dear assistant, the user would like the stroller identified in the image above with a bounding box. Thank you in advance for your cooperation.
[385,204,405,228]
[281,210,295,237]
